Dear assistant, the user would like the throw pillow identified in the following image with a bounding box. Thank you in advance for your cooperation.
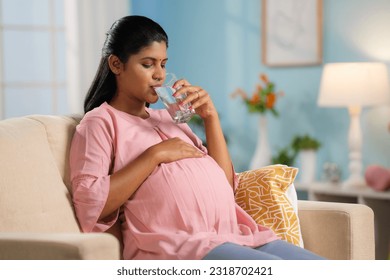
[234,164,303,247]
[365,165,390,191]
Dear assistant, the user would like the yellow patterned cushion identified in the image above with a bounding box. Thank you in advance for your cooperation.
[234,165,302,246]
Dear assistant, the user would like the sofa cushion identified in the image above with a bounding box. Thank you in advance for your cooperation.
[0,116,80,232]
[28,115,81,192]
[235,165,303,247]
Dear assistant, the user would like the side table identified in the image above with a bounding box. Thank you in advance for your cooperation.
[295,181,390,260]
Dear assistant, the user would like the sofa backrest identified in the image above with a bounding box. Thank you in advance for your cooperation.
[0,115,81,232]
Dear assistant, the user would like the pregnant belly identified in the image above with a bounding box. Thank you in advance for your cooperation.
[125,156,236,232]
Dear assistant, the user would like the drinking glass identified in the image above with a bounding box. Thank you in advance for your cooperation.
[154,73,195,123]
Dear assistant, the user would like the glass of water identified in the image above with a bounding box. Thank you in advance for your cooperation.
[154,73,195,123]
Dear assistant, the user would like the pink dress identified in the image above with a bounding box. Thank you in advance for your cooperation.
[70,102,278,260]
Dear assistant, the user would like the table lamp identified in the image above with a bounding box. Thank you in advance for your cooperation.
[318,62,390,189]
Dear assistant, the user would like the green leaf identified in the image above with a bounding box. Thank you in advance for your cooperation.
[291,134,321,151]
[272,146,296,166]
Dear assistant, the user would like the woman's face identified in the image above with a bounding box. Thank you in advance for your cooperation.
[115,41,168,106]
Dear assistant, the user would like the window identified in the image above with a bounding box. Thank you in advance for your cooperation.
[0,0,67,119]
[0,0,129,119]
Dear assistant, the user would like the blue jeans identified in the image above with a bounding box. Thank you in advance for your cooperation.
[202,240,326,260]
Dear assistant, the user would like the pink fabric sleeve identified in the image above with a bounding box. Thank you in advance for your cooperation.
[70,117,118,232]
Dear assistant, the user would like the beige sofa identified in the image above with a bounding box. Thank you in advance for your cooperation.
[0,115,375,260]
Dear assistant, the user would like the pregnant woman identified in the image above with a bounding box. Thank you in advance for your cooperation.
[69,15,324,260]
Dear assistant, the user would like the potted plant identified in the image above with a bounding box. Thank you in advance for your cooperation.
[291,134,321,184]
[271,146,296,166]
[231,74,284,169]
[291,135,321,152]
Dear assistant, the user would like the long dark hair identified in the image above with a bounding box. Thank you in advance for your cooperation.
[84,15,168,113]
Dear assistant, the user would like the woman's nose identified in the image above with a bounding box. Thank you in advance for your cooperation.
[153,67,165,81]
[153,66,165,81]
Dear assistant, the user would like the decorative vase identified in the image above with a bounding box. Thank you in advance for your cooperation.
[249,114,271,170]
[299,149,317,184]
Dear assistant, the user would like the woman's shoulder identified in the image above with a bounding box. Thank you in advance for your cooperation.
[76,103,118,136]
[81,102,116,124]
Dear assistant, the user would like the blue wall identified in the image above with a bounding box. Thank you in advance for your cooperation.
[131,0,390,180]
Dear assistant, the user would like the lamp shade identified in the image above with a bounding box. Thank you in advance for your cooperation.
[318,62,390,107]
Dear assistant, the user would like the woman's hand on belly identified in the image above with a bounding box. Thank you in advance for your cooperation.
[149,137,205,165]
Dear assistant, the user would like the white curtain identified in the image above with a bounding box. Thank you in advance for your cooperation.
[65,0,130,114]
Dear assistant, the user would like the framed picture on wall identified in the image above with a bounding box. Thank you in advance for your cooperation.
[262,0,323,67]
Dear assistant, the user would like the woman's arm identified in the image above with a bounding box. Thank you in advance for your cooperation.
[203,112,234,187]
[71,119,205,223]
[101,137,205,219]
[101,146,158,219]
[174,80,234,188]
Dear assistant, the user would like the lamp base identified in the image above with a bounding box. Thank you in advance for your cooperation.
[342,176,368,190]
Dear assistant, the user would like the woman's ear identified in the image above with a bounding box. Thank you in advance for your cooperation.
[108,54,122,75]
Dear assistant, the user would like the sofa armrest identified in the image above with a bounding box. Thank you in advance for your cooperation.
[298,200,375,260]
[0,232,120,260]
